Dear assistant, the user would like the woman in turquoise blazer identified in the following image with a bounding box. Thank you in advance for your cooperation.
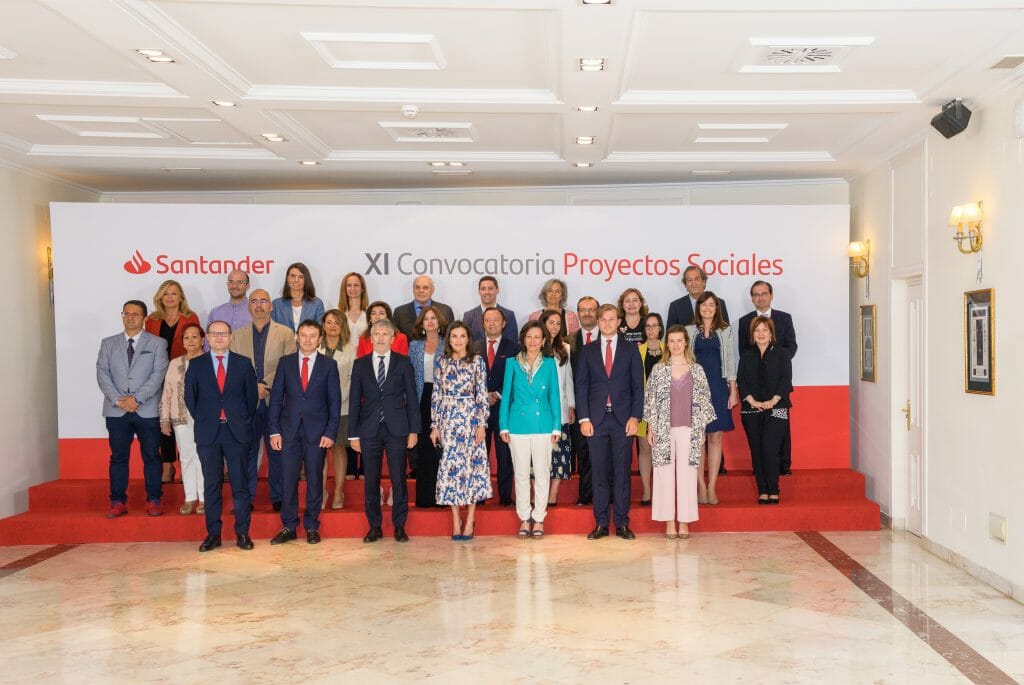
[499,321,561,538]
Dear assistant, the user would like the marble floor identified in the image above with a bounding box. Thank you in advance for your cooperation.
[1,530,1022,684]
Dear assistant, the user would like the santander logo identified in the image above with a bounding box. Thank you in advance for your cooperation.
[123,250,152,275]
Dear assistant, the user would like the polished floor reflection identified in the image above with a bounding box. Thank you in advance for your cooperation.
[2,530,1022,684]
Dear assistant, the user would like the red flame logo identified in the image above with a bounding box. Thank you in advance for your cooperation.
[123,250,152,275]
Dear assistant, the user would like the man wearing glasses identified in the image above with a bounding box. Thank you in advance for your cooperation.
[185,321,258,551]
[96,300,169,518]
[229,289,296,510]
[208,270,252,332]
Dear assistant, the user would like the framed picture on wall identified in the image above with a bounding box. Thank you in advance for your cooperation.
[859,304,876,382]
[964,289,995,395]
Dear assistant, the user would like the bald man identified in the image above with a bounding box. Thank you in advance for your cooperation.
[392,275,454,340]
[208,270,252,332]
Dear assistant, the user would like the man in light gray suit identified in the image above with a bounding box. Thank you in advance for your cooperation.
[96,299,169,517]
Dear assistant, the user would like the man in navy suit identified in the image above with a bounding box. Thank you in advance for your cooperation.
[574,304,644,540]
[474,306,518,505]
[570,296,601,507]
[666,265,731,328]
[463,276,518,345]
[184,320,258,552]
[738,280,798,475]
[349,319,421,543]
[268,320,340,545]
[96,299,169,518]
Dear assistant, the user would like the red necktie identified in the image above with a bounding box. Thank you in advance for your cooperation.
[586,331,592,345]
[487,339,495,369]
[216,355,226,420]
[301,356,309,392]
[604,339,613,406]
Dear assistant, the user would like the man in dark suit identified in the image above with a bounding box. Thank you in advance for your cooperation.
[570,296,600,506]
[474,306,518,505]
[666,265,730,327]
[268,319,341,545]
[392,275,455,339]
[574,304,644,541]
[184,320,259,552]
[738,280,798,475]
[96,299,169,518]
[463,275,518,345]
[349,319,421,542]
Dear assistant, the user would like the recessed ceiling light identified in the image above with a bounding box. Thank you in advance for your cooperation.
[576,105,599,112]
[447,161,464,167]
[698,123,787,130]
[581,0,612,4]
[136,49,164,57]
[693,137,770,143]
[212,100,236,107]
[574,162,592,167]
[432,169,472,175]
[427,161,465,167]
[147,55,175,64]
[578,58,606,72]
[691,170,731,175]
[260,132,285,142]
[575,136,596,145]
[298,160,319,166]
[429,161,446,167]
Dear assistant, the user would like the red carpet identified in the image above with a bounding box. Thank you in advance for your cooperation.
[0,469,878,544]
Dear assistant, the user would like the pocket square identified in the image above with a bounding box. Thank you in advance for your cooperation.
[140,350,153,355]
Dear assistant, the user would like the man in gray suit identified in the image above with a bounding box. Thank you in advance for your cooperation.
[462,275,518,344]
[96,299,169,517]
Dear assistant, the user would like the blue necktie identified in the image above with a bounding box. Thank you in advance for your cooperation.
[126,337,135,366]
[377,356,386,422]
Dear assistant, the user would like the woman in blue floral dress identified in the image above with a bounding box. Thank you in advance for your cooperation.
[430,321,492,540]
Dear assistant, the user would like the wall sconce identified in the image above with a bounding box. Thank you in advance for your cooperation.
[949,201,983,254]
[847,240,870,277]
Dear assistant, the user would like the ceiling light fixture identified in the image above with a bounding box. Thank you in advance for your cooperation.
[691,170,731,175]
[580,0,612,4]
[574,162,592,167]
[427,161,465,167]
[578,57,606,72]
[260,132,285,142]
[298,160,319,166]
[136,49,176,64]
[575,136,595,145]
[576,105,599,112]
[212,100,236,107]
[136,49,164,57]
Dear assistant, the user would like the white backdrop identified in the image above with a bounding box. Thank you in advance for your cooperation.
[52,203,849,438]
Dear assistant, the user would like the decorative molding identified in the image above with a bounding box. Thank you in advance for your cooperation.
[616,90,920,107]
[605,151,835,163]
[0,132,33,154]
[0,156,103,196]
[324,150,562,163]
[301,32,446,70]
[26,145,281,160]
[0,79,185,98]
[245,85,561,105]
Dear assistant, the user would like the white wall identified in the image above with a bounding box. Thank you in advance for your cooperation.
[850,86,1024,597]
[0,165,97,517]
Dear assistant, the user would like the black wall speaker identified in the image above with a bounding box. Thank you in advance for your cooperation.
[931,99,972,139]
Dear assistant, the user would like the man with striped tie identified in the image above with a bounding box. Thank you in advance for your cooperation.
[349,319,420,543]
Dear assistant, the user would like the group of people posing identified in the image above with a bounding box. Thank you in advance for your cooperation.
[95,262,797,551]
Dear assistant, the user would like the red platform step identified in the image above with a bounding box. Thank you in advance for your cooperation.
[0,470,879,545]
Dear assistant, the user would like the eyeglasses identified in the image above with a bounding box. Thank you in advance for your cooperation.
[249,298,270,305]
[207,331,230,338]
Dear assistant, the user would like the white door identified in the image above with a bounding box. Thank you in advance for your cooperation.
[905,278,924,536]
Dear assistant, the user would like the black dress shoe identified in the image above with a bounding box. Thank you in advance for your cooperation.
[270,528,296,545]
[587,526,609,540]
[780,468,792,476]
[271,501,282,512]
[362,526,383,543]
[500,498,514,507]
[640,499,651,506]
[616,526,636,540]
[394,527,409,543]
[718,464,728,475]
[198,534,221,552]
[236,534,254,550]
[306,530,321,544]
[576,498,592,507]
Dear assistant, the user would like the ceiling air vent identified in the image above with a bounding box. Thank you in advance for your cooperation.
[766,46,835,66]
[378,120,476,143]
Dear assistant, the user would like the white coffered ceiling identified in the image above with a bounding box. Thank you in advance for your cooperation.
[2,0,1024,192]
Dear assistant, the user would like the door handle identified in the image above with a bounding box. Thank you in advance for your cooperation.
[900,400,911,431]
